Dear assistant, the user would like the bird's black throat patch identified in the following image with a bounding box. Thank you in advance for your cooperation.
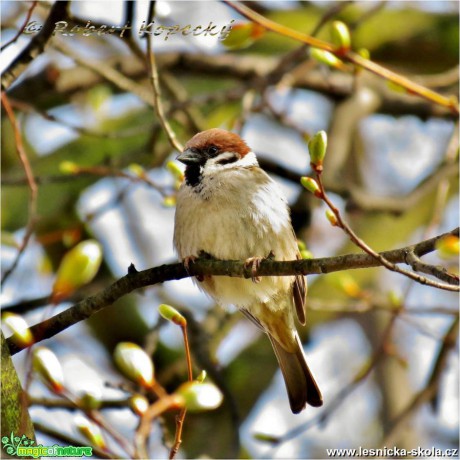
[184,164,203,187]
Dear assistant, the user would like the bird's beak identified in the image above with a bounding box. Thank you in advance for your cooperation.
[177,149,201,165]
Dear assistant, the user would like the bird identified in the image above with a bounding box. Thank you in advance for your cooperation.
[173,128,322,413]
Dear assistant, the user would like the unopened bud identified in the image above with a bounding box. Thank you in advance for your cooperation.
[253,432,280,444]
[2,313,34,348]
[75,415,106,449]
[59,161,79,174]
[128,163,145,178]
[300,249,313,260]
[300,177,321,197]
[175,382,223,412]
[158,304,187,327]
[32,347,65,393]
[387,81,407,94]
[162,196,176,207]
[166,161,184,181]
[337,273,362,298]
[310,48,344,69]
[325,209,338,226]
[357,47,370,60]
[129,394,150,416]
[78,391,102,411]
[113,342,155,388]
[388,290,402,308]
[52,240,103,303]
[308,130,327,170]
[196,370,207,383]
[330,21,351,54]
[435,235,459,259]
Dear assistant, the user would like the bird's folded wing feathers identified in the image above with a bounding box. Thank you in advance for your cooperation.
[293,254,307,325]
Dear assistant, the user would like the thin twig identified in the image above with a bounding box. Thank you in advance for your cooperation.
[1,1,38,51]
[135,395,180,459]
[34,421,116,459]
[223,1,459,114]
[53,40,155,107]
[315,173,459,292]
[426,316,459,410]
[381,317,458,446]
[1,1,70,90]
[404,250,459,284]
[9,98,152,139]
[29,396,131,409]
[145,7,184,153]
[63,165,167,196]
[1,92,38,286]
[169,323,194,459]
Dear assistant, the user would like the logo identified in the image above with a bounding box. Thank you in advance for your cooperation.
[2,433,35,456]
[1,432,93,458]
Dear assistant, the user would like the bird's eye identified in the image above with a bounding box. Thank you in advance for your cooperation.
[208,146,219,156]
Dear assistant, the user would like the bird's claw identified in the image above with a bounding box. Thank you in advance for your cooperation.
[183,255,197,271]
[244,257,263,283]
[244,251,275,283]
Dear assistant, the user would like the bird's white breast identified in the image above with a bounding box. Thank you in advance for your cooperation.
[174,160,298,309]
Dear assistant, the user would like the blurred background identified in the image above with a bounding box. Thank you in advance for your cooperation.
[1,1,459,458]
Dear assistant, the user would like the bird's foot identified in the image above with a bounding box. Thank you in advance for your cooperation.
[183,252,214,282]
[183,255,197,271]
[244,251,275,283]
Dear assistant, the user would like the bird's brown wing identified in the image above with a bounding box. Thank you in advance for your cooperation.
[293,254,307,326]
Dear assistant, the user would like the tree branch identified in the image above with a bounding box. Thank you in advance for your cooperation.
[1,1,70,90]
[6,228,458,356]
[223,1,459,114]
[1,92,38,286]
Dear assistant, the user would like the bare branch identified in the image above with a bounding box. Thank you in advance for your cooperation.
[404,250,459,285]
[1,1,39,52]
[34,421,115,459]
[1,92,38,286]
[6,228,458,356]
[381,317,459,446]
[223,1,458,114]
[52,40,154,107]
[1,1,70,90]
[314,172,458,292]
[146,13,184,153]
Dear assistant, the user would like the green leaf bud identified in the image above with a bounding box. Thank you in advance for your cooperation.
[158,304,187,327]
[113,342,155,388]
[32,347,65,393]
[176,382,223,412]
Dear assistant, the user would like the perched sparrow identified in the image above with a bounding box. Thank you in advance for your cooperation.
[173,128,322,413]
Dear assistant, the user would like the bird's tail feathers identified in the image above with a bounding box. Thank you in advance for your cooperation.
[269,334,323,413]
